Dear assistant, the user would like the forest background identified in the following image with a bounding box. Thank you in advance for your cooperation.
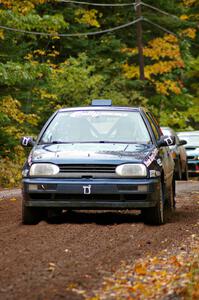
[0,0,198,187]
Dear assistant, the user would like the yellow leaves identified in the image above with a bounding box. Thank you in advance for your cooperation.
[155,81,168,95]
[0,29,4,40]
[180,14,189,20]
[182,0,197,7]
[122,34,185,96]
[147,61,184,77]
[1,96,25,124]
[34,88,58,101]
[51,35,60,40]
[75,9,101,28]
[1,0,47,14]
[66,283,87,296]
[121,47,138,56]
[122,34,180,62]
[134,263,147,275]
[48,51,60,58]
[155,80,182,95]
[123,60,184,83]
[144,34,180,60]
[122,34,184,79]
[122,64,139,79]
[10,197,17,202]
[25,49,60,61]
[0,153,26,187]
[180,28,197,39]
[1,96,39,129]
[33,49,46,56]
[0,0,13,9]
[89,234,199,300]
[24,53,33,61]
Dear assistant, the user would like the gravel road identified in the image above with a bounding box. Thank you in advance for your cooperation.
[0,180,199,300]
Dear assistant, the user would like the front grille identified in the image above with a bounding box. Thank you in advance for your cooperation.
[54,194,147,201]
[58,164,117,178]
[59,164,116,173]
[29,193,147,202]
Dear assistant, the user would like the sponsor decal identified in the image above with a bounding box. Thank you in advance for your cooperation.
[157,158,162,166]
[143,148,158,167]
[70,111,128,118]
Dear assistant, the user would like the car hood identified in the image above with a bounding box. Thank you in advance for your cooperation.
[30,143,156,165]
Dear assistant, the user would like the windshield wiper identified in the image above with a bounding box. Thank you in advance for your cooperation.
[39,141,70,145]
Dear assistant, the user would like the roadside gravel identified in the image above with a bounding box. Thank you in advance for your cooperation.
[0,188,21,199]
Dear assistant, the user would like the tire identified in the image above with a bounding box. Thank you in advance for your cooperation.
[22,205,39,225]
[142,181,165,225]
[182,163,189,181]
[166,178,175,212]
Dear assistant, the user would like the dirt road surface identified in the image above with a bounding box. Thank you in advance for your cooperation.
[0,180,199,300]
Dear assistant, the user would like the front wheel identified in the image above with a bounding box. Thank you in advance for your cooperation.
[142,182,165,225]
[22,205,39,225]
[165,180,176,213]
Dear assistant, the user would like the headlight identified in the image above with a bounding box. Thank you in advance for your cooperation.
[116,164,147,178]
[29,163,60,176]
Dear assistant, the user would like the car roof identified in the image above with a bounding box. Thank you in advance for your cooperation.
[58,106,144,113]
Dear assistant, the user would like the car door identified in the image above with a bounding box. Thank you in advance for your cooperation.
[145,112,174,188]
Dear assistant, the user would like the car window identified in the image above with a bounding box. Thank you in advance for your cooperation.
[145,112,161,140]
[40,110,152,144]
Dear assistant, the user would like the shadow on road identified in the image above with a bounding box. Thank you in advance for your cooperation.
[46,210,142,225]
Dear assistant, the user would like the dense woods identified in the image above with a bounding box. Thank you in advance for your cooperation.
[0,0,198,186]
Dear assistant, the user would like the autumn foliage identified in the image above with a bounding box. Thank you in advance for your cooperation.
[0,0,198,187]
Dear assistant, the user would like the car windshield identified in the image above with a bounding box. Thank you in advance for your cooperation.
[179,135,199,147]
[39,110,151,144]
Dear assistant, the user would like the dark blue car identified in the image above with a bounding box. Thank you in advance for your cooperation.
[21,100,175,225]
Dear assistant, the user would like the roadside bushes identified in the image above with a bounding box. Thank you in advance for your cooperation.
[0,146,25,188]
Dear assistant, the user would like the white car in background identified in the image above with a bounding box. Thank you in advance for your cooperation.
[177,131,199,176]
[161,127,188,180]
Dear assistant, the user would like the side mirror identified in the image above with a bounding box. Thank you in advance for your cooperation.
[179,139,187,146]
[157,135,176,147]
[21,136,35,147]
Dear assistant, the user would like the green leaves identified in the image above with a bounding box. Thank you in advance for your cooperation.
[0,0,198,186]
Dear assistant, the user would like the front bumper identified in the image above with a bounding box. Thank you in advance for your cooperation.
[22,177,161,210]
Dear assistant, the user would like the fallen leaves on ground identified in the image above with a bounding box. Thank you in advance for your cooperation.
[9,197,17,201]
[67,234,199,300]
[88,234,199,300]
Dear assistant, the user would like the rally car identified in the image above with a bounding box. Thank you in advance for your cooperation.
[21,100,176,225]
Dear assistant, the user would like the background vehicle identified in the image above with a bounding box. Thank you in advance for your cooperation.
[177,131,199,176]
[161,127,188,180]
[21,100,176,225]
